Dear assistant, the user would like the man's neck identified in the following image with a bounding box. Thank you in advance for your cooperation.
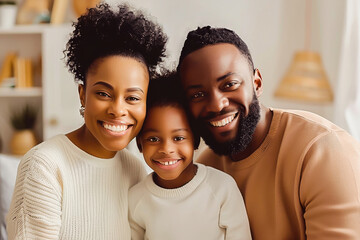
[230,106,273,161]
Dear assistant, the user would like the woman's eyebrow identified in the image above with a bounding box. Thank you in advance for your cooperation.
[126,87,144,94]
[93,81,113,89]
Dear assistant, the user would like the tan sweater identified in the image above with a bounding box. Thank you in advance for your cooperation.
[6,135,146,240]
[197,109,360,240]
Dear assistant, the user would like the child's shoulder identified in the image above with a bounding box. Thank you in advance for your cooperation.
[197,163,238,190]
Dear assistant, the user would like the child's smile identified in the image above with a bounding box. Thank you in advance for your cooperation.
[139,105,197,189]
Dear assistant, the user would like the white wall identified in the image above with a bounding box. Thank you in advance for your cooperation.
[106,0,346,124]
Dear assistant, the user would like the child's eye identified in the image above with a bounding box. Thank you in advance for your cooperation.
[146,136,160,142]
[174,136,185,141]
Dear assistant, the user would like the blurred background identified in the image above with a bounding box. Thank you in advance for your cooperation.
[0,1,359,239]
[0,0,359,156]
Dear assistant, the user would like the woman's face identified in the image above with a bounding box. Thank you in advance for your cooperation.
[79,55,149,158]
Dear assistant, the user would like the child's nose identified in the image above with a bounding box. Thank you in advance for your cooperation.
[159,140,175,154]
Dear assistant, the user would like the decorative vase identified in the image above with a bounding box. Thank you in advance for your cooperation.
[0,3,17,28]
[72,0,100,17]
[10,129,37,155]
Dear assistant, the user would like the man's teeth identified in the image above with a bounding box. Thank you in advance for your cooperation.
[103,123,128,132]
[158,160,179,166]
[210,114,236,127]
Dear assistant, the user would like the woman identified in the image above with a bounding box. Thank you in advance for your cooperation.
[6,3,167,239]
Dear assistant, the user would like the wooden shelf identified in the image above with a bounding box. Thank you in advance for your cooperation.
[0,87,42,97]
[0,24,71,35]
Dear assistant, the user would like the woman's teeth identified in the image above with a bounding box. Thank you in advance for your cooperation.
[210,114,236,127]
[103,123,128,132]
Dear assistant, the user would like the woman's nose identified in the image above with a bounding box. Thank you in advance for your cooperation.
[107,98,127,117]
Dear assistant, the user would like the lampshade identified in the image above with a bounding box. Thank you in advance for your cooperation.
[275,51,333,102]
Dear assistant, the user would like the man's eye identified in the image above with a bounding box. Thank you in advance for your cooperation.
[223,81,240,90]
[174,136,185,141]
[190,91,205,100]
[147,137,160,142]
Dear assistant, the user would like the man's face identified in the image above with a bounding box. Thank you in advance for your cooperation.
[179,43,262,156]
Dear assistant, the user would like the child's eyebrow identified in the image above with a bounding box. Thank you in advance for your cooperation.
[141,128,158,134]
[172,128,190,133]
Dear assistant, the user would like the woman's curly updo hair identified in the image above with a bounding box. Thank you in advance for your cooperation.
[65,3,167,85]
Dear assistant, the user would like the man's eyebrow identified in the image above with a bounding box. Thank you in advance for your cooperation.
[217,72,236,82]
[185,72,237,91]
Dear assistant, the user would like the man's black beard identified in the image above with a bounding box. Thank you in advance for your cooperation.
[196,94,261,156]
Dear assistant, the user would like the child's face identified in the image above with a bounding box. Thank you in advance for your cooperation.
[140,105,196,188]
[79,55,148,158]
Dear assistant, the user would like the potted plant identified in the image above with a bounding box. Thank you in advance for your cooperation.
[0,1,17,29]
[10,104,38,155]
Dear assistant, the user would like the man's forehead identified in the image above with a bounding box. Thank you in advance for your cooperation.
[180,43,249,80]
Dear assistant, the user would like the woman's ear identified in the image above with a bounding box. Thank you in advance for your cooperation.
[78,84,85,107]
[253,68,263,97]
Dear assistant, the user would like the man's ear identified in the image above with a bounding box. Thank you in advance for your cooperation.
[253,68,263,97]
[136,136,143,152]
[78,84,85,107]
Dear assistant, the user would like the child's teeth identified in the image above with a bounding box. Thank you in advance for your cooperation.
[159,160,178,166]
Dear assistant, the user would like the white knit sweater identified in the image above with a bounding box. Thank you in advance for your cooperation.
[129,164,252,240]
[6,134,146,240]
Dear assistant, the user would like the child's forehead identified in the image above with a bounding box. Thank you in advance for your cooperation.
[142,105,190,131]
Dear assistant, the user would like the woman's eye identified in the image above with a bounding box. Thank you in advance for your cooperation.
[126,96,141,102]
[147,137,160,142]
[97,91,111,98]
[174,136,185,141]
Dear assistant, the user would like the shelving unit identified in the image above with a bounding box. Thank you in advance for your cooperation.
[0,24,83,154]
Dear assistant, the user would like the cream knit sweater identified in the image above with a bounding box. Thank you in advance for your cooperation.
[6,134,146,240]
[129,164,252,240]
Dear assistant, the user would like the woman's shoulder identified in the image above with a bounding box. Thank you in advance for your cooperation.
[20,135,69,169]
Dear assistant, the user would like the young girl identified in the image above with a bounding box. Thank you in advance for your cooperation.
[129,71,252,240]
[6,3,167,239]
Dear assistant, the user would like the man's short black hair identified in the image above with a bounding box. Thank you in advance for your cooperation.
[178,26,254,71]
[137,70,201,151]
[65,3,167,85]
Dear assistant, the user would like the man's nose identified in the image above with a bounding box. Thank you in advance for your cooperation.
[206,91,229,113]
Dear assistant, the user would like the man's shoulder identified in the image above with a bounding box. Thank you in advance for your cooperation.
[195,147,225,170]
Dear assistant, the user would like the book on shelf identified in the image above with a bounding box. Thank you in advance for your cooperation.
[14,57,34,88]
[0,52,16,86]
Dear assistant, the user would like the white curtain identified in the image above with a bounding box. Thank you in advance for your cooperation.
[334,0,360,141]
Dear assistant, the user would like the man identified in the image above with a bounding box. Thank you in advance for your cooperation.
[177,26,360,240]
